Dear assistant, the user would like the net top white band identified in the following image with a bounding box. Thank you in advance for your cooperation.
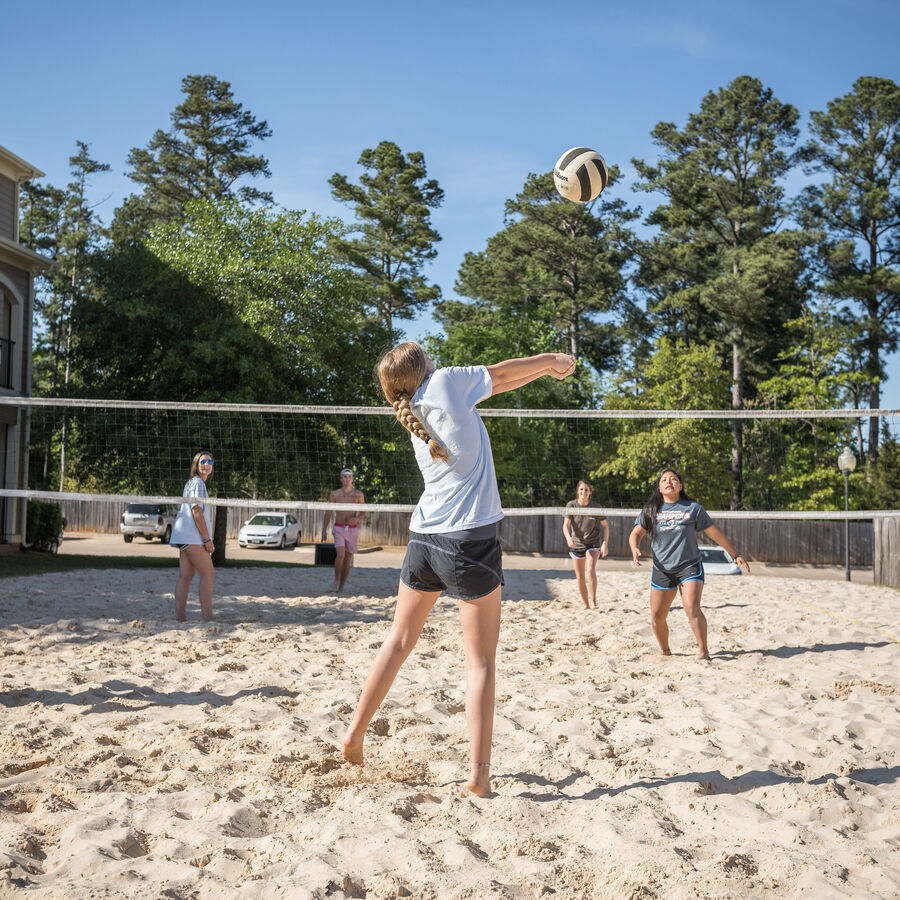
[2,489,897,520]
[0,397,897,420]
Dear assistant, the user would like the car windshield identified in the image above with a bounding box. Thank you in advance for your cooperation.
[248,515,284,526]
[126,504,161,514]
[700,547,731,564]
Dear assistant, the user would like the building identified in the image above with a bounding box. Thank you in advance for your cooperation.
[0,144,51,547]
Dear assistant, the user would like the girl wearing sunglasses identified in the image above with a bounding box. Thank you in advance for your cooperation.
[170,450,216,621]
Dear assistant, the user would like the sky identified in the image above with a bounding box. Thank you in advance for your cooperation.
[5,0,900,409]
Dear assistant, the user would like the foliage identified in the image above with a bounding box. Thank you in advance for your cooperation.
[595,338,733,507]
[441,169,633,388]
[146,198,385,403]
[25,501,63,551]
[329,141,443,335]
[112,74,272,241]
[798,75,900,460]
[630,75,810,507]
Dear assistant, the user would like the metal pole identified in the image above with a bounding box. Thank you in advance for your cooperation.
[844,471,851,582]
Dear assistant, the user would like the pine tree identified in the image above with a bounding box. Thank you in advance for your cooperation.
[112,74,272,241]
[329,141,443,336]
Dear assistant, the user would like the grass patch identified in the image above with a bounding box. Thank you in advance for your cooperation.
[0,552,313,579]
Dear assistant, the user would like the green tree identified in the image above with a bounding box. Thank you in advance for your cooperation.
[799,76,900,464]
[443,169,633,388]
[744,302,862,510]
[146,198,384,403]
[596,337,733,508]
[113,74,272,241]
[329,141,443,336]
[632,75,808,508]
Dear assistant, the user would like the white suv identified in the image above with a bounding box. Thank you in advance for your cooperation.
[120,504,176,543]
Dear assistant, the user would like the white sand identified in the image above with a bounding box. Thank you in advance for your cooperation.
[0,560,898,899]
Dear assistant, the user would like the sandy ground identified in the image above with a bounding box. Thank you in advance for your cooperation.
[0,550,898,898]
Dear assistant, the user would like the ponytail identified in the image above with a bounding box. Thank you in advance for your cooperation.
[376,342,449,463]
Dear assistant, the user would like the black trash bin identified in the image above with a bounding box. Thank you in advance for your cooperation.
[315,542,337,566]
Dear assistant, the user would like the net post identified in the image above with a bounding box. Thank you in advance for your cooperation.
[212,491,228,567]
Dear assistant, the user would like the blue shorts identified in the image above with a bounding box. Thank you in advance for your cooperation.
[651,559,704,590]
[401,523,504,601]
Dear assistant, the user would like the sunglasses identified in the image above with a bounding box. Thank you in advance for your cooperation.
[199,458,214,466]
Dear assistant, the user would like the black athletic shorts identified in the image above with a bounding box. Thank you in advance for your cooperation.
[650,558,704,590]
[568,545,602,559]
[401,522,504,601]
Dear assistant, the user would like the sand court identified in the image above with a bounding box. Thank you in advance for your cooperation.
[0,561,898,898]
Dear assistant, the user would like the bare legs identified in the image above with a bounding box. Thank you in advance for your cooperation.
[342,582,502,797]
[571,553,599,609]
[342,583,440,762]
[174,545,214,621]
[649,581,708,659]
[679,580,710,659]
[458,585,501,796]
[330,547,354,592]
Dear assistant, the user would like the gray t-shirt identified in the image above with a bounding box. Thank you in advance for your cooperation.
[634,499,713,571]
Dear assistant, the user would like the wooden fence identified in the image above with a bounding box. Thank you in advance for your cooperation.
[874,518,900,587]
[51,500,884,568]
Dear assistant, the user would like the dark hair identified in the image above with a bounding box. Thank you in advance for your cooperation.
[640,468,689,540]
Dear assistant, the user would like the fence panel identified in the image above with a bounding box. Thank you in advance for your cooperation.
[874,518,900,587]
[50,500,883,567]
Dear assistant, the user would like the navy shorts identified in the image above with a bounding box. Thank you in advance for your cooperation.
[651,558,704,590]
[401,523,504,601]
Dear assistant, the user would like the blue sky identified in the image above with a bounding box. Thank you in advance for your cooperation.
[6,0,900,407]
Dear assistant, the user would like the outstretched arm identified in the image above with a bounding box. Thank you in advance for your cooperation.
[703,525,749,572]
[487,353,576,397]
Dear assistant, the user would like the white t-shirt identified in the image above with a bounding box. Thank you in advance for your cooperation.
[408,365,503,534]
[170,476,212,545]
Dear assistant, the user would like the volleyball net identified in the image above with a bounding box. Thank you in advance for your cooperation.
[2,398,898,523]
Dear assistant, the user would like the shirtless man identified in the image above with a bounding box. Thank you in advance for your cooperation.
[321,468,366,592]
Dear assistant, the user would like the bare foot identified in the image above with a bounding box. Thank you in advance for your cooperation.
[328,582,340,592]
[342,740,363,765]
[696,652,711,662]
[462,765,491,797]
[660,649,672,656]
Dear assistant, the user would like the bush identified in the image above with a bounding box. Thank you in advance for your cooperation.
[26,501,63,552]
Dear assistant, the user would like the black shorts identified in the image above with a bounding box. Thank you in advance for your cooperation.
[401,523,504,601]
[651,558,704,590]
[568,545,602,559]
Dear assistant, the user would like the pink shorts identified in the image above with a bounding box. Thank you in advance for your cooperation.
[332,524,359,554]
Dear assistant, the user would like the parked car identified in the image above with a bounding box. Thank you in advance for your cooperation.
[698,544,742,575]
[238,512,301,549]
[120,504,176,543]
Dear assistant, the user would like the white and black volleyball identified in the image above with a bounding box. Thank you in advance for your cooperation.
[553,147,608,203]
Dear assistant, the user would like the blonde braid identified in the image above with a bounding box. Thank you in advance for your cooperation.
[392,395,449,462]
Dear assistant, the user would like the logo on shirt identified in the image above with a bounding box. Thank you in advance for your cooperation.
[656,510,692,531]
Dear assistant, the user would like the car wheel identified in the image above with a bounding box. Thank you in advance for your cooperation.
[124,534,133,543]
[162,525,172,544]
[279,535,286,550]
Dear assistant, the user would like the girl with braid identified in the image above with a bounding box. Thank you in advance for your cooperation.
[342,341,577,796]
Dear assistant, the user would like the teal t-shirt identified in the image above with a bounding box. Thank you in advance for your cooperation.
[634,499,713,570]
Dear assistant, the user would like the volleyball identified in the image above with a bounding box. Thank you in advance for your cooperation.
[553,147,608,203]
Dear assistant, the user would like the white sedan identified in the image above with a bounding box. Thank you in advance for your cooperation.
[699,544,742,575]
[238,512,301,550]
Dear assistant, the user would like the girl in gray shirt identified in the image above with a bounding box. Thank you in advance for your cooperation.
[629,468,748,660]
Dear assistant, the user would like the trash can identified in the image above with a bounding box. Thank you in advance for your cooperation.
[315,542,337,566]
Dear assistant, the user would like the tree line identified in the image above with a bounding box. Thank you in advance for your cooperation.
[19,73,900,511]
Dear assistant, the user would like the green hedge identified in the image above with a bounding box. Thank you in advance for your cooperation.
[26,500,63,552]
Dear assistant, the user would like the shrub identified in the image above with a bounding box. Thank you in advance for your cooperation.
[26,500,63,552]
